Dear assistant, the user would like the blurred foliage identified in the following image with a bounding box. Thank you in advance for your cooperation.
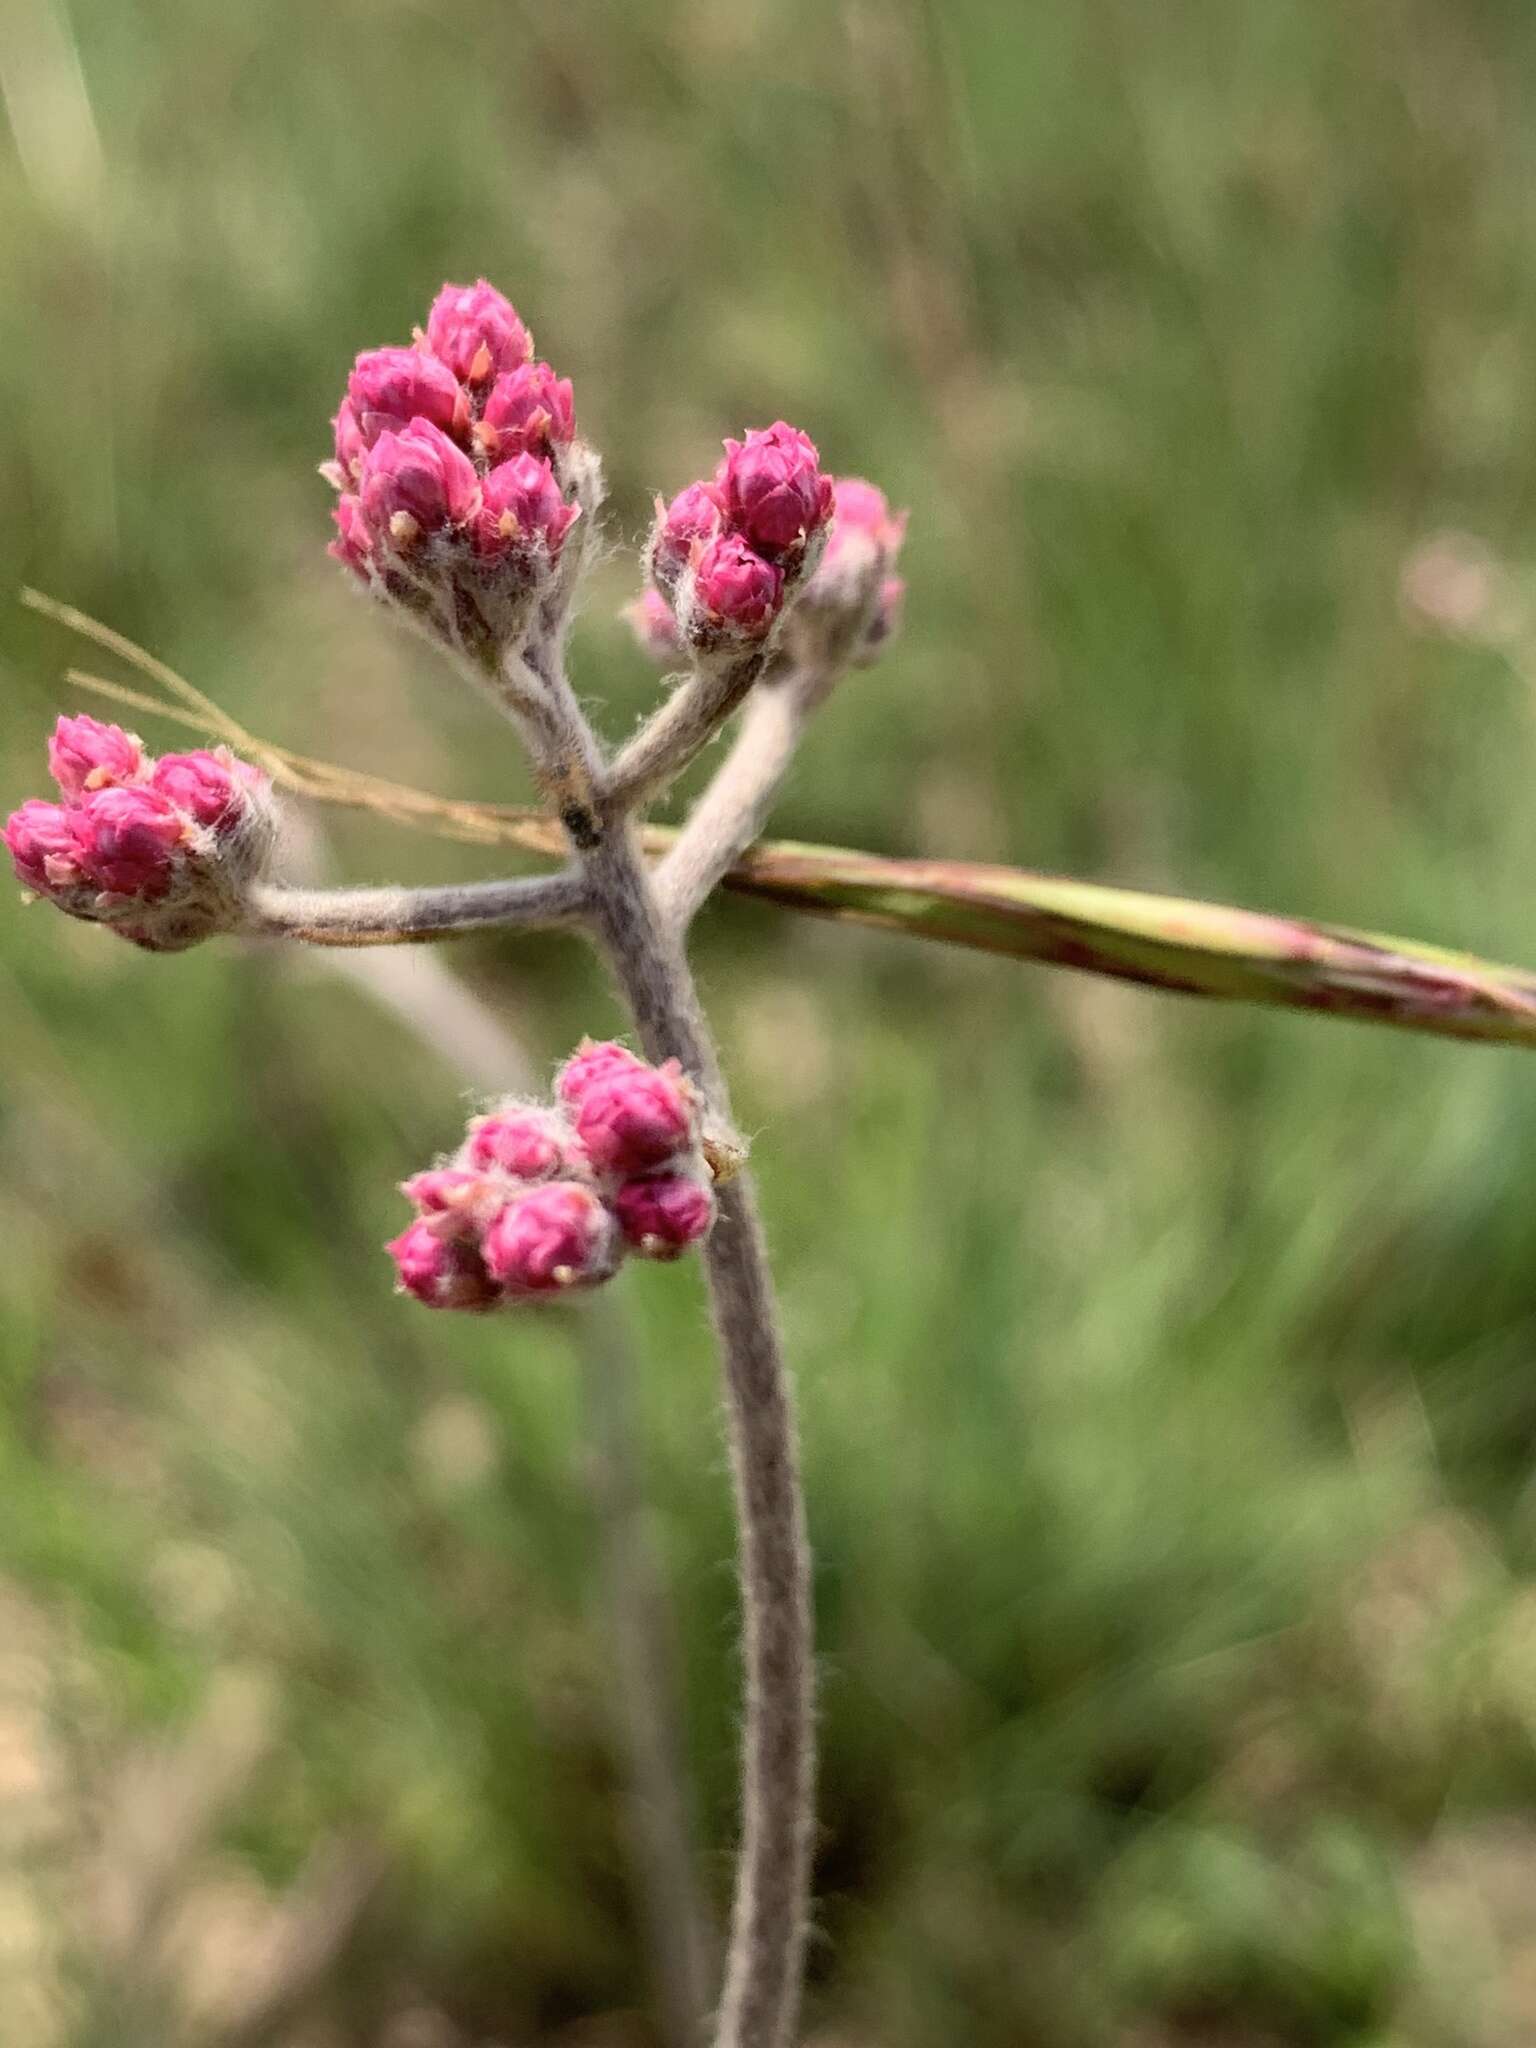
[7,0,1536,2042]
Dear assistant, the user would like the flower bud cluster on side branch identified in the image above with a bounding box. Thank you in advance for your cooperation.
[5,716,275,951]
[388,1042,715,1311]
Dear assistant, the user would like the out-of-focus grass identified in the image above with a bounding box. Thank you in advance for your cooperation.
[7,1,1536,2042]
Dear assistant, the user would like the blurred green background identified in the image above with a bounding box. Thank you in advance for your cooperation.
[7,1,1536,2042]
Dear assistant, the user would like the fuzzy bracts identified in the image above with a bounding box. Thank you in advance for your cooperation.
[388,1042,717,1311]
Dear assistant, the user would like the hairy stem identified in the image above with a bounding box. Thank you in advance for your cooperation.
[604,650,765,815]
[656,683,810,929]
[244,872,587,946]
[581,824,814,2048]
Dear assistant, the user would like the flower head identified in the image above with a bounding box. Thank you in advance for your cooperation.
[388,1219,502,1310]
[5,798,87,896]
[825,476,907,563]
[623,589,682,663]
[424,280,532,386]
[473,453,579,561]
[329,494,372,577]
[555,1039,647,1107]
[151,749,251,830]
[464,1107,570,1180]
[694,534,783,636]
[70,785,186,899]
[329,399,367,484]
[347,346,468,448]
[715,422,833,559]
[358,418,482,546]
[479,362,575,460]
[614,1173,715,1260]
[649,483,721,596]
[574,1060,695,1175]
[48,716,144,800]
[481,1182,616,1295]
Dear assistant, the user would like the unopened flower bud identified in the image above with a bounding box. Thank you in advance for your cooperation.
[329,399,367,485]
[473,453,579,562]
[359,419,482,546]
[387,1219,502,1310]
[71,785,185,899]
[481,1182,616,1295]
[479,363,575,459]
[825,476,906,562]
[329,494,373,577]
[48,716,145,799]
[5,798,87,895]
[347,346,468,448]
[623,589,682,663]
[151,749,248,830]
[555,1039,646,1107]
[401,1167,500,1236]
[574,1060,694,1175]
[464,1107,569,1180]
[650,482,722,587]
[715,422,833,559]
[424,280,532,387]
[693,534,783,637]
[614,1173,715,1260]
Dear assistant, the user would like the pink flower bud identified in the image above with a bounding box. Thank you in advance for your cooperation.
[652,482,721,580]
[331,399,367,482]
[424,279,532,387]
[47,716,144,799]
[622,589,682,663]
[329,494,373,576]
[826,476,907,562]
[387,1219,501,1311]
[465,1107,567,1180]
[614,1174,715,1260]
[151,749,248,830]
[715,422,833,558]
[401,1167,497,1236]
[5,799,87,895]
[555,1039,646,1107]
[573,1061,694,1175]
[347,346,468,448]
[481,1182,615,1295]
[479,362,575,459]
[473,453,579,561]
[694,534,783,635]
[70,785,185,899]
[359,419,482,545]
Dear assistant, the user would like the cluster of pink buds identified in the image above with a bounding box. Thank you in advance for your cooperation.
[323,280,595,658]
[3,716,274,950]
[631,464,905,672]
[643,423,835,654]
[387,1042,716,1311]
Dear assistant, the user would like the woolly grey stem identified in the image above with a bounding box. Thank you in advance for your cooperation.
[244,872,587,946]
[604,650,766,815]
[581,824,814,2048]
[656,684,810,929]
